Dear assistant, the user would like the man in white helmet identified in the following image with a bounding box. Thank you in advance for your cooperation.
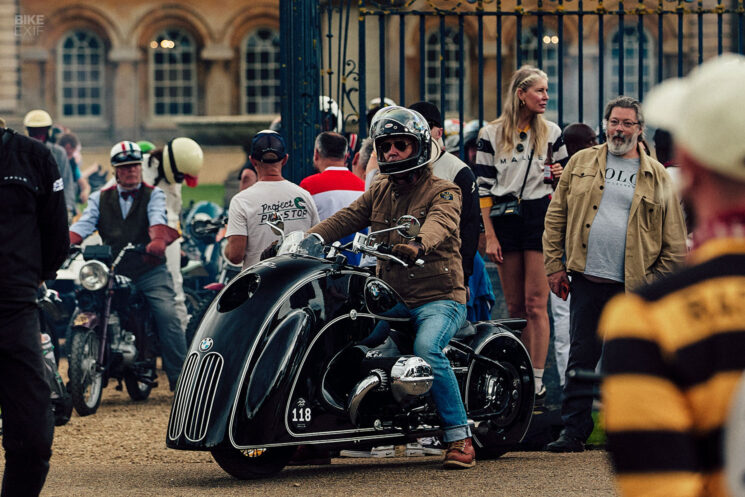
[140,137,204,330]
[69,141,186,391]
[24,109,76,218]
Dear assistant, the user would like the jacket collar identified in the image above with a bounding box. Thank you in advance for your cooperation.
[594,142,654,176]
[387,165,433,195]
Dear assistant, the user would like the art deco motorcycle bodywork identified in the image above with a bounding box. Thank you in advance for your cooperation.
[167,217,534,479]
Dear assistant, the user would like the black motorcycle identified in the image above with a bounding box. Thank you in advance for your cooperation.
[67,244,159,416]
[167,216,534,479]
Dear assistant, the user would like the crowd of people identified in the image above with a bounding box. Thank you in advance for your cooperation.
[3,52,745,496]
[1,111,206,496]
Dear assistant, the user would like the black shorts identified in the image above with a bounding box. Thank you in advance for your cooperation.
[490,195,550,253]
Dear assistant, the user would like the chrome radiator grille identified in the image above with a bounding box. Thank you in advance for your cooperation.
[168,351,223,442]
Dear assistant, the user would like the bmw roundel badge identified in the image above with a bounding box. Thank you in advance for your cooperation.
[199,338,213,352]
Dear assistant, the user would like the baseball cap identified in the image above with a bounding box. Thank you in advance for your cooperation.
[250,130,287,163]
[643,54,745,181]
[408,101,443,129]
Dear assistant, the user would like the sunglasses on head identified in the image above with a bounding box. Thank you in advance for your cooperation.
[516,131,528,152]
[378,140,411,154]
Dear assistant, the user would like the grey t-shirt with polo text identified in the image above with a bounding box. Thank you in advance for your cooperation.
[583,153,639,283]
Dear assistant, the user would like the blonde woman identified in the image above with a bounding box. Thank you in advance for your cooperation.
[474,65,566,401]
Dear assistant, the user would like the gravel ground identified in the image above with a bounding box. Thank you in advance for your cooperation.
[1,360,619,497]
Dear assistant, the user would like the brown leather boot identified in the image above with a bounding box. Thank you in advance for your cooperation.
[442,437,476,469]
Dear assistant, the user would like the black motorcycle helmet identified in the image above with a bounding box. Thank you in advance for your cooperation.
[370,106,433,175]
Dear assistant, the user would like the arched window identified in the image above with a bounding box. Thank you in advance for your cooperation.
[607,26,654,99]
[424,27,469,115]
[149,28,197,116]
[57,30,105,117]
[519,26,560,123]
[241,28,281,115]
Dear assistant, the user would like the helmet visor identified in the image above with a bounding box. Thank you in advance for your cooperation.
[111,149,143,167]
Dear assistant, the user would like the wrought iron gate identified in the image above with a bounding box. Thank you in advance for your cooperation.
[310,0,744,160]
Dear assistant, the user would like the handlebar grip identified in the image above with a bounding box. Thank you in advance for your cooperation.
[377,244,393,255]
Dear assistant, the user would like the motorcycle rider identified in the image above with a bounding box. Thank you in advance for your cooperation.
[305,106,475,469]
[0,126,69,496]
[69,141,187,391]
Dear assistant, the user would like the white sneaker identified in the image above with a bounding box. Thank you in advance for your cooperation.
[417,437,444,455]
[405,442,425,457]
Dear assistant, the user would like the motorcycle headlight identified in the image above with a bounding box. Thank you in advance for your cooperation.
[79,261,109,291]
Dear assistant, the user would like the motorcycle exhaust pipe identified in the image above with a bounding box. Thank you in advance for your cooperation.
[347,370,385,426]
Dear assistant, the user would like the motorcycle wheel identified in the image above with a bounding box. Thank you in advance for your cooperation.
[210,446,295,480]
[124,371,154,401]
[68,328,104,416]
[465,332,535,460]
[184,293,214,348]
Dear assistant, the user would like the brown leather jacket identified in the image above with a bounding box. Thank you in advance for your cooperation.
[308,167,467,308]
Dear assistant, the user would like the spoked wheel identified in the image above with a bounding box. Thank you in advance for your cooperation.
[210,446,296,480]
[465,332,535,459]
[67,328,104,416]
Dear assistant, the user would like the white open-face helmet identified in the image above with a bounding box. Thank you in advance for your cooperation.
[23,109,53,128]
[163,137,204,187]
[110,141,143,167]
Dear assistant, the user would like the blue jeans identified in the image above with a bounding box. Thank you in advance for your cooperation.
[363,300,470,442]
[136,265,187,388]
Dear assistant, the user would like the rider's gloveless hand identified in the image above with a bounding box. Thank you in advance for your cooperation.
[146,224,179,258]
[392,242,423,263]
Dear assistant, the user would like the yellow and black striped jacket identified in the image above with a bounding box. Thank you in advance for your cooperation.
[601,238,745,497]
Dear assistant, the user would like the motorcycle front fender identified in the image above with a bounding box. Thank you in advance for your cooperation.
[71,311,100,331]
[167,257,328,451]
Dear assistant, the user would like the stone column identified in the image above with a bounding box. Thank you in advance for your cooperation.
[201,44,233,116]
[109,47,140,141]
[0,0,19,113]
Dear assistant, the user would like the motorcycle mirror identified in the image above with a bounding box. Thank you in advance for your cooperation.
[266,212,285,236]
[396,215,420,239]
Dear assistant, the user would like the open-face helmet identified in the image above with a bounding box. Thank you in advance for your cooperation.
[163,137,203,187]
[23,109,53,128]
[370,106,432,175]
[110,141,143,167]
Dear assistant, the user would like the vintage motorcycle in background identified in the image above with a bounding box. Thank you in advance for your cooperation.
[66,244,160,416]
[180,206,241,345]
[167,215,535,479]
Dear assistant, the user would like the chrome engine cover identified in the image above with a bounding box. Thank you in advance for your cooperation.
[390,356,433,403]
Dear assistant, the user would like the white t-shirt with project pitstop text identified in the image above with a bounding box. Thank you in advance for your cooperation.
[227,180,320,269]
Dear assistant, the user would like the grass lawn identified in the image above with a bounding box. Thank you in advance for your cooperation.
[587,410,607,447]
[181,184,225,210]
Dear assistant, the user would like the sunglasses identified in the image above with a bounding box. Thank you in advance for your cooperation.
[378,140,411,154]
[516,131,528,153]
